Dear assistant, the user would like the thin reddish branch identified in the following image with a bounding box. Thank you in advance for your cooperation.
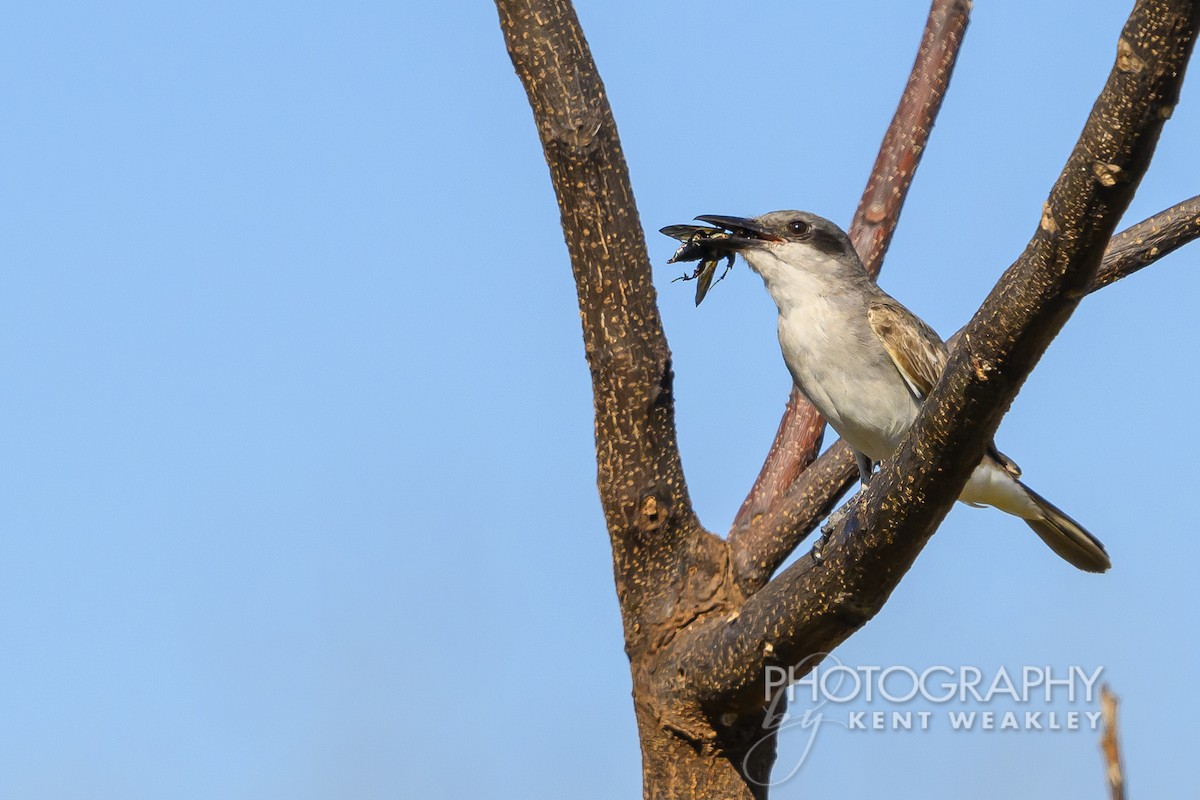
[729,0,971,580]
[730,441,857,590]
[849,0,975,277]
[729,391,823,532]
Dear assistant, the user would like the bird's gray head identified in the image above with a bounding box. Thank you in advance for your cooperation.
[694,211,865,293]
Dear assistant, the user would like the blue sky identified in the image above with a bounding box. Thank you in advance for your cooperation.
[1,2,1196,798]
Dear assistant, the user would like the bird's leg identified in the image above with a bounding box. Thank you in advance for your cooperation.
[816,453,872,563]
[813,490,862,565]
[854,451,874,485]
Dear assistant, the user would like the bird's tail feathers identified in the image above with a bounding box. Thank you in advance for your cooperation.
[1019,481,1111,573]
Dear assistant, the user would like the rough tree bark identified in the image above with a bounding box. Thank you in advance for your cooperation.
[495,1,1199,797]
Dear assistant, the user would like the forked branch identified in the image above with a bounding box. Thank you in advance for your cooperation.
[669,0,1198,713]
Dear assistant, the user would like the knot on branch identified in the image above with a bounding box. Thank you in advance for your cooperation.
[969,349,998,381]
[1093,161,1126,188]
[829,590,879,628]
[1040,202,1060,234]
[551,112,603,151]
[637,491,670,533]
[1116,37,1147,74]
[645,355,675,410]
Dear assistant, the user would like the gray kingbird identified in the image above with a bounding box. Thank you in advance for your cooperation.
[695,210,1110,573]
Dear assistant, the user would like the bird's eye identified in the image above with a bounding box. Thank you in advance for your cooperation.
[788,219,811,237]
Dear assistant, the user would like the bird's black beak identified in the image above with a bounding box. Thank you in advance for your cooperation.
[693,215,783,248]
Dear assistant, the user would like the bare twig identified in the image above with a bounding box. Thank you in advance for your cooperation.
[849,0,976,276]
[1100,685,1126,800]
[1092,194,1200,290]
[729,0,972,575]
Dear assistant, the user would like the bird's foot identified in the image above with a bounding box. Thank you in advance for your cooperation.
[855,452,875,486]
[813,491,867,565]
[813,501,854,565]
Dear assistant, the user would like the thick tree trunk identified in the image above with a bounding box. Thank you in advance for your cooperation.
[634,703,776,800]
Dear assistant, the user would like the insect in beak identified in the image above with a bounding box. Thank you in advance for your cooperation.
[660,224,738,306]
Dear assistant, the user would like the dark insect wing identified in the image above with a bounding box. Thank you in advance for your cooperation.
[662,225,726,264]
[693,259,716,305]
[692,252,735,306]
[659,223,736,303]
[659,224,714,242]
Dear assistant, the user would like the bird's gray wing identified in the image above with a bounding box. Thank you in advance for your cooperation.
[866,298,948,400]
[867,298,1024,482]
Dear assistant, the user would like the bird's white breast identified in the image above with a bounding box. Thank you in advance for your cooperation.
[773,284,920,463]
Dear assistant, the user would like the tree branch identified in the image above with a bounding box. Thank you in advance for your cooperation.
[668,0,1198,714]
[728,397,825,536]
[1092,193,1200,289]
[731,194,1200,594]
[729,0,972,570]
[1100,685,1127,800]
[496,0,717,650]
[848,0,975,276]
[729,441,858,591]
